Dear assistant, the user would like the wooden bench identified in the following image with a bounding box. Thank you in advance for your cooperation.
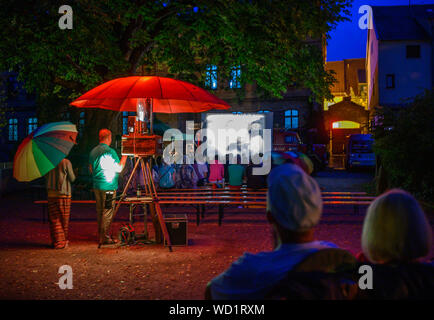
[157,188,374,225]
[34,199,152,225]
[34,187,376,226]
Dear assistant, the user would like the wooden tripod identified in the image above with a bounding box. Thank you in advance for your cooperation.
[112,156,172,252]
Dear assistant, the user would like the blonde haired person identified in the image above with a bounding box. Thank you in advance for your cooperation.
[357,189,434,299]
[361,189,432,264]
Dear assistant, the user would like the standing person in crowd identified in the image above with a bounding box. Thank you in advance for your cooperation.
[173,157,183,189]
[208,155,225,188]
[246,160,267,190]
[179,156,198,189]
[46,158,76,249]
[228,155,246,189]
[193,160,208,187]
[206,164,338,299]
[89,129,127,247]
[224,154,230,184]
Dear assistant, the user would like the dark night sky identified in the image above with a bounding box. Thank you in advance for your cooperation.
[327,0,434,61]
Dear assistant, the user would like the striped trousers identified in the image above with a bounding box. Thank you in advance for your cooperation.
[47,197,71,248]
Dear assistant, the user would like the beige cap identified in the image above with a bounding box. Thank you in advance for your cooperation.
[267,164,323,232]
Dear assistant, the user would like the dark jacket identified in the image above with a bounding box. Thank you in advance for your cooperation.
[356,262,434,300]
[266,249,434,300]
[46,158,76,196]
[246,164,267,189]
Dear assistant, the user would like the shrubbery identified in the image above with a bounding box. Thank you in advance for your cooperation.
[373,90,434,203]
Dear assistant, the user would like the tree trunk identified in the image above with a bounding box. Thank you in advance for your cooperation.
[77,109,120,155]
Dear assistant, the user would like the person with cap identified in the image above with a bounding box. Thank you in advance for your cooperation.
[205,163,337,300]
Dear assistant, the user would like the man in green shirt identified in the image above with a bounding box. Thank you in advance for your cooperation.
[89,129,127,246]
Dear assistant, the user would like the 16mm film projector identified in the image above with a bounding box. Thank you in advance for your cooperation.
[113,99,173,250]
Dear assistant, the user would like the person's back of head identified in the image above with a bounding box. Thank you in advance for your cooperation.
[361,189,432,264]
[213,154,220,164]
[267,164,323,244]
[99,128,112,145]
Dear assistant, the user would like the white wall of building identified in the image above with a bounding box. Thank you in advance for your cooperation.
[378,40,432,106]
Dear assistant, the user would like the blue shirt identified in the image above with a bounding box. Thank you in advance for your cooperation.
[209,241,337,300]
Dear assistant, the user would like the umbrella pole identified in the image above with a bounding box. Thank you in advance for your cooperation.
[146,97,153,135]
[150,98,153,134]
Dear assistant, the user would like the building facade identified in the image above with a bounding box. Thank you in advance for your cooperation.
[324,59,369,154]
[0,73,37,162]
[367,5,434,111]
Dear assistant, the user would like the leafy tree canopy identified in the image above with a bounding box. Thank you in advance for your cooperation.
[1,0,350,101]
[0,0,350,151]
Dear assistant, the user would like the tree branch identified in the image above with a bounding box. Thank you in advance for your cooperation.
[65,54,91,76]
[53,77,85,92]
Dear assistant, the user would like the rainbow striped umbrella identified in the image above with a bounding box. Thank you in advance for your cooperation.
[13,121,78,182]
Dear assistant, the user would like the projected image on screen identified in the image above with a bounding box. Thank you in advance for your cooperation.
[204,113,273,163]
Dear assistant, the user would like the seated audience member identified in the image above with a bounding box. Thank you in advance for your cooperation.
[224,154,230,184]
[158,162,176,189]
[206,164,338,299]
[357,189,434,299]
[361,189,432,264]
[151,156,162,186]
[209,155,225,188]
[228,155,246,189]
[179,156,198,189]
[246,161,267,189]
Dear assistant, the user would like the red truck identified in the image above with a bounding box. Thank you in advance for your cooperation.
[272,129,328,173]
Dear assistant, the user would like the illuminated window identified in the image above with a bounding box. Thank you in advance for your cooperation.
[232,111,243,114]
[284,109,298,129]
[205,65,218,90]
[284,135,298,144]
[332,121,360,129]
[8,118,18,141]
[27,117,37,134]
[78,112,85,137]
[229,65,241,89]
[258,110,270,113]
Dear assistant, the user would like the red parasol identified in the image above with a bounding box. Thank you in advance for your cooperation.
[70,76,230,113]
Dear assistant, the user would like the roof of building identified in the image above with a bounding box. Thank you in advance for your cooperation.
[372,5,434,41]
